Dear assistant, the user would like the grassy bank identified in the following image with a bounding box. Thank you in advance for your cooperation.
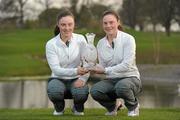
[0,29,52,76]
[0,29,180,76]
[0,108,180,120]
[127,29,180,64]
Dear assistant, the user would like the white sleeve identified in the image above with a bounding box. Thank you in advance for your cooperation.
[97,42,106,67]
[78,35,90,82]
[98,51,106,67]
[105,36,136,74]
[46,42,78,77]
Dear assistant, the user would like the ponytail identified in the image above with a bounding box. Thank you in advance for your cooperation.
[118,24,123,31]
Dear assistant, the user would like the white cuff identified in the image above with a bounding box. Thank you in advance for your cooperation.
[105,67,113,74]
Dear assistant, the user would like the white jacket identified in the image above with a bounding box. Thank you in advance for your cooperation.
[97,30,140,79]
[46,33,89,82]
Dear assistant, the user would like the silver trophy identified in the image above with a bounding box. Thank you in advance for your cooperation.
[84,33,97,69]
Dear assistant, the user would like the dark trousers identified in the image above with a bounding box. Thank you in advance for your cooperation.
[90,77,142,111]
[47,78,89,112]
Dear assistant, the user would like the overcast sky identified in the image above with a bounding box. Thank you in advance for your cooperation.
[25,0,123,20]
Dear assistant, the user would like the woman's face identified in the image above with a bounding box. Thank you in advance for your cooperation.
[102,14,119,36]
[58,16,74,39]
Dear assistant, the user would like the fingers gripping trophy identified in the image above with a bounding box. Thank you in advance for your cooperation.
[83,33,97,70]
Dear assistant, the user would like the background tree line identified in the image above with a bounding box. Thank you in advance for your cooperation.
[0,0,180,36]
[120,0,180,36]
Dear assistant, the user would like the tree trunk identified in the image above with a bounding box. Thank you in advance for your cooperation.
[19,5,24,28]
[165,23,171,37]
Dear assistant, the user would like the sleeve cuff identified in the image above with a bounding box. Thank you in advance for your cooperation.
[74,68,78,75]
[105,67,113,74]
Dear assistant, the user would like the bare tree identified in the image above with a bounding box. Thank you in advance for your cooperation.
[120,0,137,29]
[158,0,176,36]
[16,0,28,28]
[0,0,29,28]
[121,0,177,36]
[175,0,180,25]
[0,0,17,18]
[143,0,176,36]
[36,0,53,10]
[0,0,15,12]
[35,0,54,28]
[69,0,79,15]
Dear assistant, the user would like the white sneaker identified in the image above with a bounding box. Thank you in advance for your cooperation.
[72,106,84,116]
[53,110,64,116]
[105,111,117,116]
[105,101,123,116]
[128,103,140,117]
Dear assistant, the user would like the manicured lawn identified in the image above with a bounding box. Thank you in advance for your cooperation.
[0,29,52,77]
[0,108,180,120]
[0,28,180,76]
[126,29,180,64]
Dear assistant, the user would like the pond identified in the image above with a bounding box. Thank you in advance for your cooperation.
[0,76,179,108]
[0,64,180,108]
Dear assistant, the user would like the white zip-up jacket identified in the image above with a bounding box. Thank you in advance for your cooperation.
[46,33,89,82]
[97,30,140,79]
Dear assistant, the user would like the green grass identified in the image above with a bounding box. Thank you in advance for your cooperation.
[0,29,52,77]
[0,108,180,120]
[0,28,180,76]
[126,29,180,64]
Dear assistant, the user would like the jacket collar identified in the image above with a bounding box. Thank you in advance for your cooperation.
[55,33,73,47]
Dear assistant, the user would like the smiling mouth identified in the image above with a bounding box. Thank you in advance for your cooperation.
[106,29,113,31]
[64,31,71,34]
[106,28,113,30]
